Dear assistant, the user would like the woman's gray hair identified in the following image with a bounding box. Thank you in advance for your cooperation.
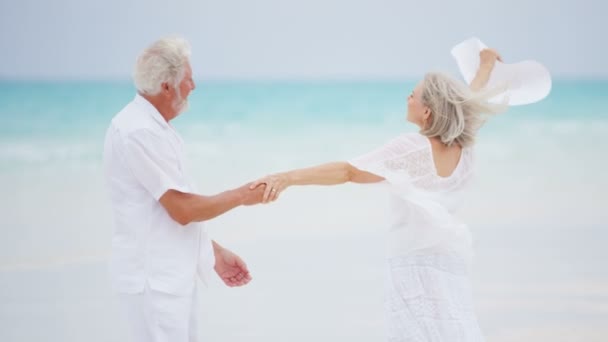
[133,36,191,96]
[419,72,506,147]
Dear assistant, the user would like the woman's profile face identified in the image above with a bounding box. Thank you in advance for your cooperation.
[407,82,428,127]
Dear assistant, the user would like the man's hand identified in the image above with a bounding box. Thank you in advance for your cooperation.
[238,182,266,206]
[214,245,252,287]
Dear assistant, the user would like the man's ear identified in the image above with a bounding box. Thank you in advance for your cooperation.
[161,82,170,95]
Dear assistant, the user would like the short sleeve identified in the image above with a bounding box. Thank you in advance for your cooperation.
[348,133,431,185]
[123,129,190,200]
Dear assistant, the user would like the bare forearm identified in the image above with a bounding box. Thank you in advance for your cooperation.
[185,189,245,222]
[161,188,244,225]
[285,162,352,186]
[161,182,263,225]
[469,64,494,91]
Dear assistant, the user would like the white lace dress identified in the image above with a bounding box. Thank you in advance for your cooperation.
[349,133,485,342]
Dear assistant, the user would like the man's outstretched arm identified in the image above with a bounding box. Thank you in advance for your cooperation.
[159,183,266,225]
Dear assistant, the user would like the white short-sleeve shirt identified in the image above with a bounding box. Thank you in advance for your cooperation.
[103,94,215,296]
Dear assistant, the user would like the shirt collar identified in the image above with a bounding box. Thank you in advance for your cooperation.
[133,93,170,130]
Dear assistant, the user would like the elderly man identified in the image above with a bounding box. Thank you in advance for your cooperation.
[103,36,265,342]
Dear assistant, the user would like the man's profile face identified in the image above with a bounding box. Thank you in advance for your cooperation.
[171,61,195,116]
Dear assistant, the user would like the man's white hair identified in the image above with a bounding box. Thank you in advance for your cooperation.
[133,36,191,96]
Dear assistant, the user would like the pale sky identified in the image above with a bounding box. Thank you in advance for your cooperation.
[1,0,606,80]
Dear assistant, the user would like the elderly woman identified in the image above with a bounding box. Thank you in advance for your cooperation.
[252,49,503,341]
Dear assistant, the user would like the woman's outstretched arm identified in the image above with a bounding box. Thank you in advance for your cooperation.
[250,162,383,203]
[470,48,501,91]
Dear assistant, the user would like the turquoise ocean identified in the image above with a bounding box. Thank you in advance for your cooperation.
[1,80,607,341]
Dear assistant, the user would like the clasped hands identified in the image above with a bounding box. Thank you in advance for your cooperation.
[239,172,290,205]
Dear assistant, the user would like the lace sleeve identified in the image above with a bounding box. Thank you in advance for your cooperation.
[348,133,432,185]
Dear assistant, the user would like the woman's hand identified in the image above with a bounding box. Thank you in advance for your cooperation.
[479,48,502,69]
[470,48,502,91]
[249,172,291,203]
